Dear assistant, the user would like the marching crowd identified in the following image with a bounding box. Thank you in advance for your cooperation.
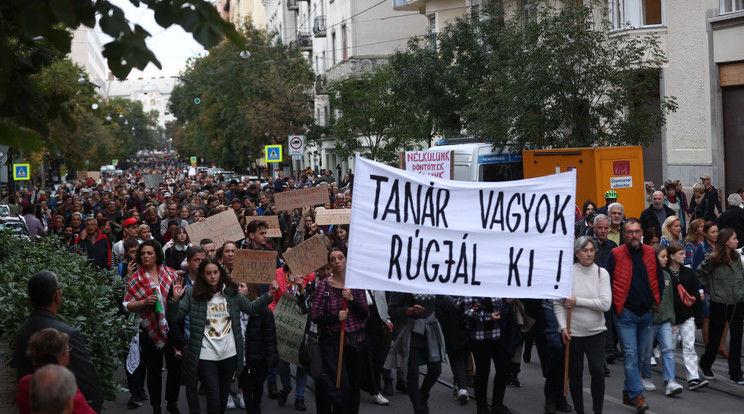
[6,152,744,414]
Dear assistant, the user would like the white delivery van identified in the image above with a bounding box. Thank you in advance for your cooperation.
[428,139,523,182]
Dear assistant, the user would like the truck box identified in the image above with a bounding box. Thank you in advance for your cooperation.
[522,146,646,219]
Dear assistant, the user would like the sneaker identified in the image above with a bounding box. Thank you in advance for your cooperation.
[370,393,390,405]
[506,373,521,387]
[634,395,649,412]
[267,381,279,399]
[457,388,469,404]
[730,375,744,385]
[700,362,715,379]
[127,396,143,409]
[650,356,657,366]
[237,393,245,409]
[688,378,709,390]
[665,380,683,396]
[225,395,236,409]
[278,387,292,406]
[294,398,307,411]
[641,378,656,391]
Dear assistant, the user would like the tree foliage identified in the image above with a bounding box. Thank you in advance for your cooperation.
[169,22,315,170]
[1,0,241,151]
[378,0,677,153]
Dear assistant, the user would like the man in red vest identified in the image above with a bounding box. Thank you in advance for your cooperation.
[606,218,664,413]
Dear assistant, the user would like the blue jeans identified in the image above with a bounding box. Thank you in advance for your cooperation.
[277,360,307,399]
[615,309,653,398]
[642,323,674,382]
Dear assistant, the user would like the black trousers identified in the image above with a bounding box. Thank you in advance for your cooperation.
[315,342,363,414]
[197,356,237,414]
[406,345,441,412]
[139,333,182,407]
[568,333,605,414]
[701,301,744,377]
[471,339,511,410]
[238,364,268,414]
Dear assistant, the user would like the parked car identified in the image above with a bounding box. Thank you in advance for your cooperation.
[0,215,31,239]
[0,204,11,217]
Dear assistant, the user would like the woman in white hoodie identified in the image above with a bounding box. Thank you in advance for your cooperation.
[555,236,612,414]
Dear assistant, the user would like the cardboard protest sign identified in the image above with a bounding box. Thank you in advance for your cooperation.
[315,209,351,225]
[282,234,329,276]
[78,171,101,181]
[232,250,277,284]
[273,294,306,366]
[244,215,282,238]
[402,150,453,180]
[144,174,164,189]
[185,210,244,248]
[346,155,576,299]
[274,185,329,212]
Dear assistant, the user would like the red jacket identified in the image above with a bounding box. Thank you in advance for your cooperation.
[611,244,660,315]
[270,268,316,311]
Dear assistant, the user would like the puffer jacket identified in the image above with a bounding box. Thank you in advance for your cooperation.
[243,307,279,370]
[697,254,744,305]
[166,287,274,387]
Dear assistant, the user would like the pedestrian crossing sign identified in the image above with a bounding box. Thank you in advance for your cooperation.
[264,145,283,163]
[13,163,30,180]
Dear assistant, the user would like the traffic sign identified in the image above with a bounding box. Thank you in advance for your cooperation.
[190,156,197,166]
[264,145,283,163]
[288,135,305,155]
[112,159,119,166]
[13,163,30,180]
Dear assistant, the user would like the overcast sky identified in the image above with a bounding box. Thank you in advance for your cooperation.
[107,0,206,77]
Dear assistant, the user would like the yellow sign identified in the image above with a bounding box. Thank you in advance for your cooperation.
[13,164,30,180]
[190,156,197,166]
[264,145,283,163]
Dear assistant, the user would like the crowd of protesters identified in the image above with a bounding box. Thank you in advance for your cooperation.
[6,151,744,414]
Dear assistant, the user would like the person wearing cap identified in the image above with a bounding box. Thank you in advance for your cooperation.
[230,197,242,215]
[596,190,618,216]
[112,217,143,269]
[157,192,173,220]
[700,175,722,216]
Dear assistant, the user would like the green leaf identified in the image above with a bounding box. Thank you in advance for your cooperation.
[0,121,43,151]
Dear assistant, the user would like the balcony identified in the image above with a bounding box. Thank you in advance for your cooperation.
[287,0,298,11]
[326,55,389,82]
[314,16,327,37]
[392,0,427,12]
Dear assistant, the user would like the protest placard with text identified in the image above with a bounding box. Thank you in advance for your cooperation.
[244,215,282,238]
[315,208,351,225]
[232,250,277,284]
[185,210,244,249]
[274,185,329,212]
[283,234,330,276]
[402,150,453,180]
[346,155,576,299]
[144,174,164,189]
[273,294,306,366]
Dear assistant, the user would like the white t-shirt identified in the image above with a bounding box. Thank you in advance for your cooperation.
[200,290,237,361]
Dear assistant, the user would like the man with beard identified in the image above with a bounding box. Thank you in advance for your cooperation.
[606,219,665,413]
[607,203,626,246]
[639,191,675,233]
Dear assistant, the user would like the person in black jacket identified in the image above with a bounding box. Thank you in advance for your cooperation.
[666,242,709,391]
[13,270,103,413]
[689,183,717,223]
[237,282,279,414]
[716,193,744,249]
[640,191,676,233]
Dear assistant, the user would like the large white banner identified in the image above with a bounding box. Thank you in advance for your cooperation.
[346,155,576,299]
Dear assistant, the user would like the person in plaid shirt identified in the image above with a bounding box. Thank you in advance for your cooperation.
[459,296,515,414]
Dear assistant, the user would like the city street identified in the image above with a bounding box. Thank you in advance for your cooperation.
[104,333,744,414]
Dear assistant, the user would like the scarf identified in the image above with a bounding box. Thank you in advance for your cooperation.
[124,265,179,348]
[665,193,678,204]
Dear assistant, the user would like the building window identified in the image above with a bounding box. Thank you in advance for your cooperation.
[610,0,666,30]
[721,0,744,13]
[331,32,336,64]
[341,25,348,60]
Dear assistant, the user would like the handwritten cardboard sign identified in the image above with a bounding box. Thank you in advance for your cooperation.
[144,173,164,189]
[78,171,101,181]
[315,208,351,225]
[274,185,329,212]
[273,294,306,366]
[244,215,282,238]
[282,234,330,276]
[232,250,277,284]
[185,210,244,248]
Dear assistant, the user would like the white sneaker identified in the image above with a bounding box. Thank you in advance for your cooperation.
[225,395,236,409]
[237,393,245,408]
[457,388,469,404]
[370,393,390,406]
[665,380,683,396]
[652,346,661,359]
[642,378,656,391]
[650,356,657,366]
